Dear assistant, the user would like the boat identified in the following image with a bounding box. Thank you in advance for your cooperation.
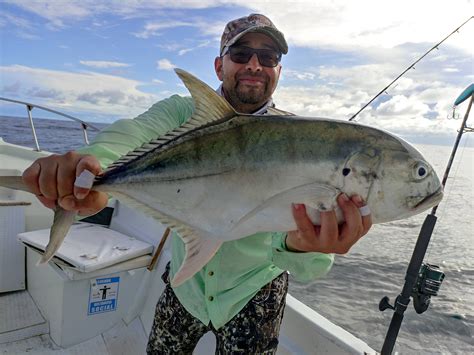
[0,98,377,354]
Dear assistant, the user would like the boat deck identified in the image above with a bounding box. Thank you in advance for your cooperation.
[0,291,48,345]
[0,290,149,354]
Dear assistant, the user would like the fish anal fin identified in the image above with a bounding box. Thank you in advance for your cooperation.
[39,207,77,264]
[110,191,221,284]
[171,233,222,287]
[0,176,30,193]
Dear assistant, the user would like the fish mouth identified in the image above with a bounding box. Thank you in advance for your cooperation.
[411,187,444,211]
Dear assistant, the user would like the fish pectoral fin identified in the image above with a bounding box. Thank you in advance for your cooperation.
[39,207,77,264]
[171,234,222,287]
[232,182,340,229]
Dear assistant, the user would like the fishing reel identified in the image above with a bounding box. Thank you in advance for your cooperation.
[379,263,445,315]
[411,263,445,314]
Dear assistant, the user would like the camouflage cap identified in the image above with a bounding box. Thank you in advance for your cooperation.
[220,14,288,56]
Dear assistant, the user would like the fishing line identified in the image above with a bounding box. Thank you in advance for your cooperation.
[426,118,471,258]
[348,16,473,122]
[424,139,467,261]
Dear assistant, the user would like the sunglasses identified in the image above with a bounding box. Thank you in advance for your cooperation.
[224,45,282,68]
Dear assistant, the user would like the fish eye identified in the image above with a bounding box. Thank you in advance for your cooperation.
[413,162,429,180]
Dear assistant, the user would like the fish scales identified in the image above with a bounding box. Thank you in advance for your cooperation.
[97,116,392,185]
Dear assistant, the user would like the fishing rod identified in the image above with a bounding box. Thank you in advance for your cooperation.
[343,16,473,353]
[349,16,473,122]
[379,85,473,354]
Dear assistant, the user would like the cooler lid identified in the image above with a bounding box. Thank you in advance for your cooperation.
[18,223,153,273]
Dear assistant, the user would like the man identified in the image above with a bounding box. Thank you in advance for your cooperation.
[22,14,372,354]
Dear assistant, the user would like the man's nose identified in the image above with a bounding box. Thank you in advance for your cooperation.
[245,53,262,71]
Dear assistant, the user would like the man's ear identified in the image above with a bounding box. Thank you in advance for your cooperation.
[214,56,224,81]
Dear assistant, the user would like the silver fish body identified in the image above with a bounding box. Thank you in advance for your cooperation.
[96,114,442,239]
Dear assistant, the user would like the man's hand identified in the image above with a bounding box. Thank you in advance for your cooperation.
[22,152,108,216]
[285,194,372,254]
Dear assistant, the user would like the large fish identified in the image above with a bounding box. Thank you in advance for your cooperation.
[0,69,443,286]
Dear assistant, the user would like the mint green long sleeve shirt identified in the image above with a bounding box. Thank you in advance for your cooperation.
[77,94,334,329]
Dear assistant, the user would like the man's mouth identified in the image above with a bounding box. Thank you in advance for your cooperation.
[237,75,266,87]
[239,78,264,86]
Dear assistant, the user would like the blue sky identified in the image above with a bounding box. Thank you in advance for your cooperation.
[0,1,473,146]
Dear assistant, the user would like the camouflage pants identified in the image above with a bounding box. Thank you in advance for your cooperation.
[146,263,289,354]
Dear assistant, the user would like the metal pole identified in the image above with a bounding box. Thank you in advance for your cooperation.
[81,123,90,145]
[26,105,41,151]
[1,97,101,147]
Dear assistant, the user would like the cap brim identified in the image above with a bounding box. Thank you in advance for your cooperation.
[223,26,288,55]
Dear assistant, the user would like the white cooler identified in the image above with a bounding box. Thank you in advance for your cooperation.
[18,223,154,348]
[0,169,29,293]
[0,201,29,293]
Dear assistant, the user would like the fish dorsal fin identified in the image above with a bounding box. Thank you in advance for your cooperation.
[175,68,236,124]
[100,69,236,177]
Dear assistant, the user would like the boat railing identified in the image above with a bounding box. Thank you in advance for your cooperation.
[0,97,101,152]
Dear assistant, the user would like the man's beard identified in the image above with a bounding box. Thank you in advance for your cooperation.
[234,82,269,104]
[231,71,271,105]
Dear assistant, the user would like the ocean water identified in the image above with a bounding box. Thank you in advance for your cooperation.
[1,116,473,354]
[0,116,107,153]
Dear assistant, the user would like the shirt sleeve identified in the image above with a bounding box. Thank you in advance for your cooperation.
[76,95,194,168]
[270,232,334,282]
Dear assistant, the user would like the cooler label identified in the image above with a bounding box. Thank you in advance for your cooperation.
[88,276,120,315]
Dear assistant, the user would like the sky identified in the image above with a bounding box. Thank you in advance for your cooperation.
[0,0,473,146]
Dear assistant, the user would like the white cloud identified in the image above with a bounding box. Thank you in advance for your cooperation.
[4,0,92,29]
[178,40,212,56]
[0,12,33,29]
[0,11,40,39]
[0,65,157,119]
[79,60,132,68]
[376,95,430,116]
[157,59,177,71]
[6,1,472,55]
[443,67,460,73]
[273,65,469,145]
[133,21,196,39]
[281,69,317,81]
[242,1,473,53]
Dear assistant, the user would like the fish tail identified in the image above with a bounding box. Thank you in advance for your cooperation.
[0,176,30,193]
[38,206,77,264]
